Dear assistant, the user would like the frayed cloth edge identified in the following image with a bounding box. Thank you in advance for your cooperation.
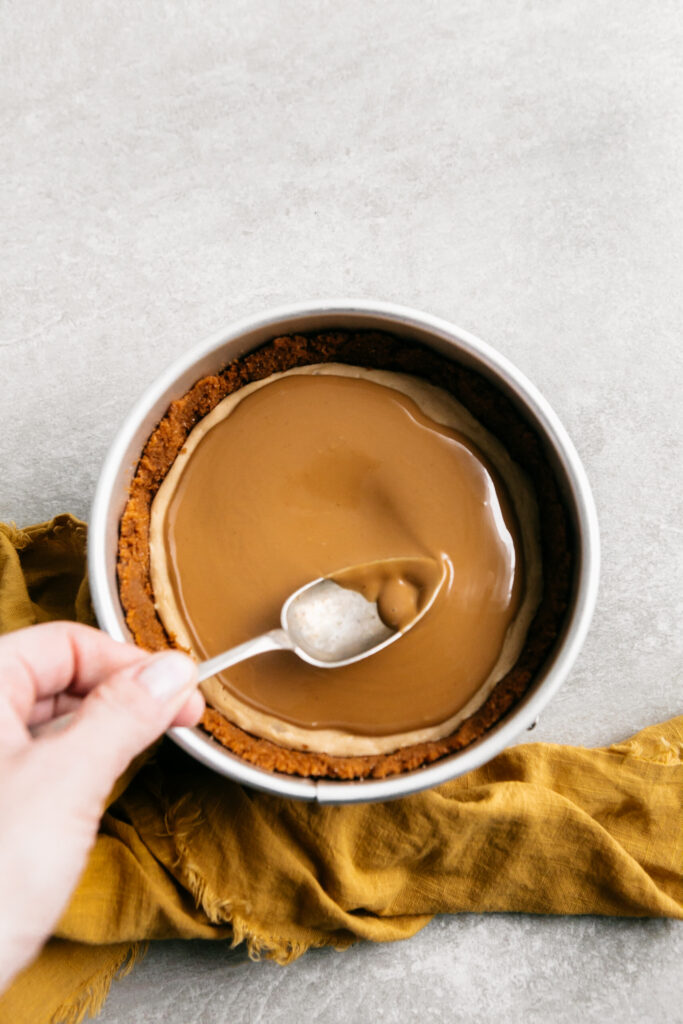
[163,798,355,966]
[0,515,88,553]
[50,943,148,1024]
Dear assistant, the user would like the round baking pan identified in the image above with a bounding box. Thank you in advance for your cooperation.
[89,301,600,804]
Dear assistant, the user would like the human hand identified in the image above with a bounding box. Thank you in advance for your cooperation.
[0,621,203,994]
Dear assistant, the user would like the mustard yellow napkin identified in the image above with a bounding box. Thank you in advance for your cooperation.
[0,516,681,1024]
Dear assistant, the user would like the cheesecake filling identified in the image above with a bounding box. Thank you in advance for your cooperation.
[149,364,542,756]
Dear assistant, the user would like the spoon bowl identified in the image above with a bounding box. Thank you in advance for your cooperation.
[282,577,394,667]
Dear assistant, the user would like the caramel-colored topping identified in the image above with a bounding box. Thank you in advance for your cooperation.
[150,367,541,756]
[330,556,445,632]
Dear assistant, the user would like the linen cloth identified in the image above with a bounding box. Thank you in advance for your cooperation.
[0,515,681,1024]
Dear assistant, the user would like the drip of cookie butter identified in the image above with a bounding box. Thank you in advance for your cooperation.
[149,365,542,757]
[330,556,446,632]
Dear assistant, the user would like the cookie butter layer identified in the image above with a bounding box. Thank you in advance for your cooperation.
[149,365,542,756]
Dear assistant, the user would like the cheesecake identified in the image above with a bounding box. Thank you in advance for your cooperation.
[117,330,571,779]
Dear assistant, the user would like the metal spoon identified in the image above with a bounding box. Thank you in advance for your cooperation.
[197,556,446,680]
[30,558,444,738]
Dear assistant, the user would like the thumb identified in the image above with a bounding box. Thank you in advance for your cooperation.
[52,651,198,805]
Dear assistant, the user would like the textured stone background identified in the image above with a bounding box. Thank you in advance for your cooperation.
[2,1,682,1021]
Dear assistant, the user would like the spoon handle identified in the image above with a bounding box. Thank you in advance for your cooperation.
[196,629,292,682]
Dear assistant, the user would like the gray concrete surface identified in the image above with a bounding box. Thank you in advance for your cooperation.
[2,0,682,1021]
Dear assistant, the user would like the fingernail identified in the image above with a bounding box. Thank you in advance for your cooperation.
[137,652,196,701]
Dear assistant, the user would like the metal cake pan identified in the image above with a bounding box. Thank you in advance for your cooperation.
[89,300,600,804]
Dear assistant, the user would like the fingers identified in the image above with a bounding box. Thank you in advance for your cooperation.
[49,651,201,805]
[0,622,150,723]
[28,693,83,727]
[0,622,206,771]
[28,689,205,728]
